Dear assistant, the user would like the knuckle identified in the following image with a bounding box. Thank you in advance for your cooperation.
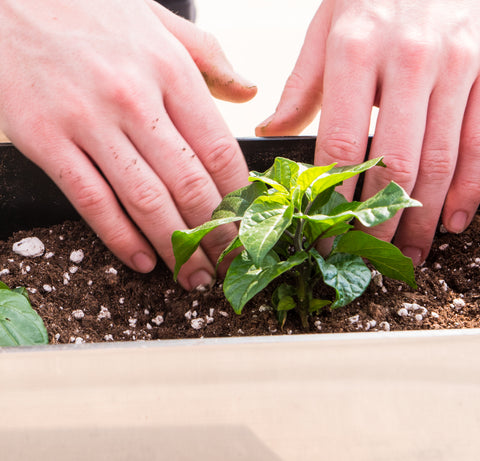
[455,177,480,198]
[395,33,439,70]
[172,171,212,215]
[380,153,416,186]
[75,183,107,216]
[336,32,375,66]
[448,41,476,68]
[101,225,132,251]
[319,133,364,164]
[126,181,164,216]
[330,16,378,67]
[420,150,455,183]
[462,131,480,152]
[203,137,239,175]
[285,70,309,93]
[105,72,146,114]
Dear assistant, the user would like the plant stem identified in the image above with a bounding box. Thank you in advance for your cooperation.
[296,261,311,329]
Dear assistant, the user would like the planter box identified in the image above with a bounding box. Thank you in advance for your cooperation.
[1,139,480,460]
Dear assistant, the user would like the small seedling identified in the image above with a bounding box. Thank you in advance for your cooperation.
[172,157,421,328]
[0,281,49,346]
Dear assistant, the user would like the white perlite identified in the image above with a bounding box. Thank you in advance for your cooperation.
[379,321,391,331]
[151,315,164,326]
[348,314,360,324]
[128,317,138,328]
[0,268,9,276]
[97,305,111,320]
[69,249,85,264]
[191,318,205,330]
[13,237,45,257]
[72,309,85,320]
[451,298,466,311]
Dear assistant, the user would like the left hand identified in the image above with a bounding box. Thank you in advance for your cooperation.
[257,0,480,265]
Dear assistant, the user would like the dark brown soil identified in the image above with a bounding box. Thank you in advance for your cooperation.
[1,216,480,344]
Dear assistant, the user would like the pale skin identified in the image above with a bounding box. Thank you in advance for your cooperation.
[0,0,256,290]
[257,0,480,266]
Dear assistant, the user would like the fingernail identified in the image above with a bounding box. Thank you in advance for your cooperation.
[132,251,156,273]
[189,270,213,291]
[401,246,423,266]
[448,210,468,234]
[256,113,275,131]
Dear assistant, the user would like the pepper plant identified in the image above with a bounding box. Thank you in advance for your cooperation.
[172,157,421,328]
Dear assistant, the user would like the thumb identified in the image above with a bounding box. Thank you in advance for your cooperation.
[148,1,257,103]
[255,6,329,136]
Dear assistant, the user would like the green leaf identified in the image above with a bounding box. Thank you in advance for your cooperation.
[312,250,371,308]
[0,286,48,346]
[249,157,304,193]
[298,182,421,230]
[216,236,243,268]
[309,298,331,313]
[332,231,417,288]
[299,157,385,200]
[331,181,422,227]
[224,250,308,314]
[295,163,337,202]
[212,182,267,220]
[239,195,294,266]
[172,216,242,279]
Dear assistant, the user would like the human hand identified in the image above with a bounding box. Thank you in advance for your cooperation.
[0,0,256,289]
[256,0,480,265]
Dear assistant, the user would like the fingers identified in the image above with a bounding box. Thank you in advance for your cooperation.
[313,21,380,202]
[255,4,330,136]
[122,98,242,271]
[443,77,480,234]
[357,43,437,246]
[393,82,471,264]
[161,58,250,198]
[23,138,160,274]
[73,120,217,290]
[147,0,257,103]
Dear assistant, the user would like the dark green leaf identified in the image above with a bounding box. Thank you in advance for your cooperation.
[0,287,48,346]
[312,250,371,308]
[239,195,294,265]
[224,250,308,314]
[272,283,297,311]
[172,216,241,279]
[332,231,417,288]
